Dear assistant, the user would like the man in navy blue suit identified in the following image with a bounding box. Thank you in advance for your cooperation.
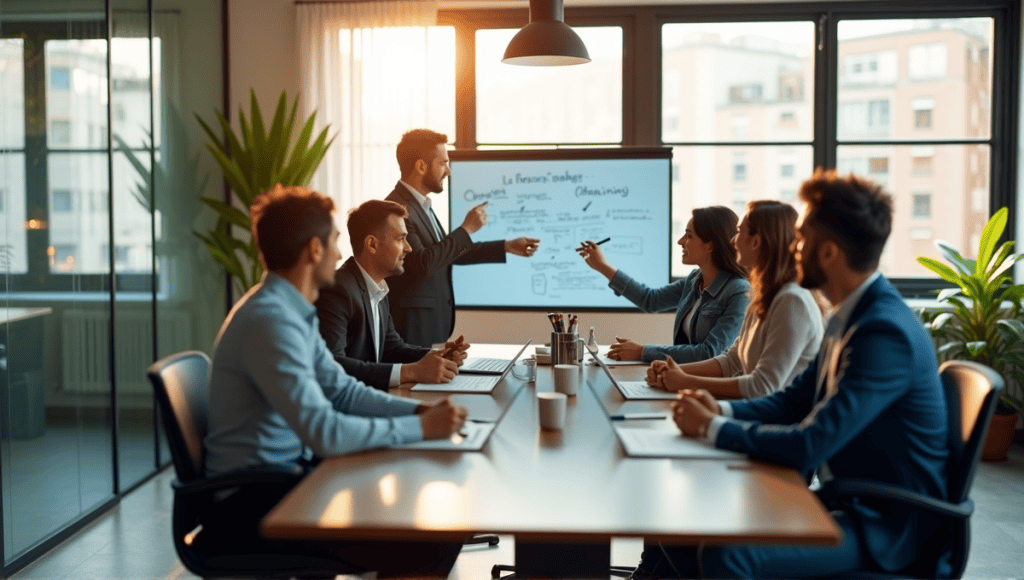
[639,169,949,578]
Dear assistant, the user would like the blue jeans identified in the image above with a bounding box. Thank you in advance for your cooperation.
[635,513,868,579]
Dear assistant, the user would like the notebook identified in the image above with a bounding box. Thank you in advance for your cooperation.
[411,340,532,393]
[584,343,745,460]
[392,369,529,451]
[587,343,676,400]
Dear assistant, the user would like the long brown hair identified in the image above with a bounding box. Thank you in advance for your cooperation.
[692,206,747,285]
[744,200,799,319]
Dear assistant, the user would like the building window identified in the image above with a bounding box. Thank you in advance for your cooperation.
[841,50,897,85]
[908,42,947,80]
[913,97,934,129]
[911,145,935,174]
[51,120,71,145]
[778,111,796,126]
[913,193,932,218]
[51,189,73,212]
[780,164,795,177]
[672,162,680,182]
[868,100,890,128]
[49,66,70,89]
[728,83,762,103]
[868,157,889,174]
[780,189,796,202]
[733,153,747,182]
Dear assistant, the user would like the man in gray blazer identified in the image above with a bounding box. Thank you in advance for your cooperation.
[316,200,468,390]
[385,129,541,347]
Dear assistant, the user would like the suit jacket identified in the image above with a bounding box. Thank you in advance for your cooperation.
[609,268,750,363]
[716,275,949,573]
[384,182,506,347]
[315,257,430,390]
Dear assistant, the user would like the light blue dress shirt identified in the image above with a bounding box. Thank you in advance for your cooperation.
[204,273,423,476]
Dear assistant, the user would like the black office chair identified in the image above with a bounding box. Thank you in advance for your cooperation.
[818,359,1003,579]
[149,351,342,579]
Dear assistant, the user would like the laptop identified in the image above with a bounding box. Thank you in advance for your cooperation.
[461,354,517,375]
[392,368,529,451]
[586,343,676,400]
[585,344,745,460]
[410,340,532,393]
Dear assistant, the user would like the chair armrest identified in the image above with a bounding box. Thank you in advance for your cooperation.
[173,463,305,497]
[817,479,973,520]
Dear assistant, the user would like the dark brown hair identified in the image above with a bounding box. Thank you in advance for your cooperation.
[744,200,799,319]
[692,206,747,283]
[798,168,893,272]
[250,184,335,271]
[396,129,447,178]
[347,199,409,254]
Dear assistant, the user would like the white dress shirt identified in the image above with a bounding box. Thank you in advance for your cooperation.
[400,180,443,241]
[354,260,403,387]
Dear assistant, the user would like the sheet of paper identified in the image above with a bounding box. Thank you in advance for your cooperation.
[615,426,746,459]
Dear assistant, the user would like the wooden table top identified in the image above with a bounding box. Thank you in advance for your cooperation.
[262,344,841,546]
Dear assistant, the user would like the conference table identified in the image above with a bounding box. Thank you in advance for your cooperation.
[261,344,841,578]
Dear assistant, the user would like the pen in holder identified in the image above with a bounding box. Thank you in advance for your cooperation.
[551,332,583,366]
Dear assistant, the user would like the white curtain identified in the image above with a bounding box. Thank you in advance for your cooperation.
[297,0,444,253]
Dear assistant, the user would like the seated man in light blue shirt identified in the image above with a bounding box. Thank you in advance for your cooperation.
[203,184,468,578]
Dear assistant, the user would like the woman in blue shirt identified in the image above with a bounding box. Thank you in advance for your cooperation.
[580,206,750,363]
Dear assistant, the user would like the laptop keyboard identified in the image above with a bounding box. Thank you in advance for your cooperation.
[617,381,676,399]
[465,358,511,372]
[447,375,500,391]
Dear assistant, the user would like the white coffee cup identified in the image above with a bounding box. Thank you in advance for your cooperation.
[537,392,567,430]
[553,364,579,396]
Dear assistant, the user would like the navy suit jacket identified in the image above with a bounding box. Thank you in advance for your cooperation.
[315,257,430,391]
[716,275,949,573]
[384,183,506,347]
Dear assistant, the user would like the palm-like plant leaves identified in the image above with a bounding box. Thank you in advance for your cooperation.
[917,207,1024,416]
[194,89,335,294]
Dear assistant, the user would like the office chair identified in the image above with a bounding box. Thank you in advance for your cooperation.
[149,351,342,579]
[818,359,1003,579]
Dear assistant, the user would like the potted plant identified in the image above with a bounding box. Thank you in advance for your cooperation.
[917,207,1024,460]
[195,90,335,296]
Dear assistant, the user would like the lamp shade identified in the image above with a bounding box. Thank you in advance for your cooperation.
[502,0,590,66]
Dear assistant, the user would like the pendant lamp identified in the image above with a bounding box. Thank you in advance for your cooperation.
[502,0,590,66]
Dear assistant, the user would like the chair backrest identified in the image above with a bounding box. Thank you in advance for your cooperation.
[939,360,1003,504]
[148,351,212,483]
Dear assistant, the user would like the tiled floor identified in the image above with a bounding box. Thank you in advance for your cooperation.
[9,444,1024,580]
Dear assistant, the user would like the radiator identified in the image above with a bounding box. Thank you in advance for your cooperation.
[61,308,194,394]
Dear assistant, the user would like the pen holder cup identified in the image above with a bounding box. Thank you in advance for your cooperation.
[551,332,583,366]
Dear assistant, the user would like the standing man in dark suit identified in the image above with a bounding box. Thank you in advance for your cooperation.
[637,170,950,578]
[385,129,541,347]
[316,199,470,391]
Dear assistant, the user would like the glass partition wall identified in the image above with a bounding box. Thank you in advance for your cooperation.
[1,1,167,572]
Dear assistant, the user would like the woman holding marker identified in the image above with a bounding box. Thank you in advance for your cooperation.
[647,200,825,398]
[579,206,749,363]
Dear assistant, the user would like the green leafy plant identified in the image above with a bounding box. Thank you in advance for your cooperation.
[194,89,335,295]
[917,207,1024,416]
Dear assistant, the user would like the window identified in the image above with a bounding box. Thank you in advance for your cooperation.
[911,145,935,174]
[438,8,1008,289]
[51,120,71,145]
[780,189,796,202]
[841,50,897,85]
[729,83,762,103]
[476,27,621,144]
[51,189,73,212]
[908,42,947,80]
[780,164,795,177]
[913,97,935,129]
[49,66,70,89]
[913,193,932,218]
[733,153,747,182]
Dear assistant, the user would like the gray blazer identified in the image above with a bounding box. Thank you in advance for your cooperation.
[384,183,506,347]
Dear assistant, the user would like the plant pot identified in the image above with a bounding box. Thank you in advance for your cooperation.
[982,412,1020,461]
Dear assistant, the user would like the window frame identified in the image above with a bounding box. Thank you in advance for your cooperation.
[439,0,1021,298]
[1,21,154,294]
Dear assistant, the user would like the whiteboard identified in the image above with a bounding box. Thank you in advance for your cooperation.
[448,149,671,309]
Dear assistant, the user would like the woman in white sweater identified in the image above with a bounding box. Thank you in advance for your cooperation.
[646,200,824,399]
